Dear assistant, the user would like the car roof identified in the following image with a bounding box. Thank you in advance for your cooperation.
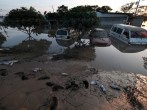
[93,28,105,31]
[112,24,147,31]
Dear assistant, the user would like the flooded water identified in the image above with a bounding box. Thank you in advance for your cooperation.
[0,27,147,75]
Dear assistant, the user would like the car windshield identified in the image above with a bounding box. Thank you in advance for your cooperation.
[57,30,67,35]
[131,31,147,38]
[93,31,108,38]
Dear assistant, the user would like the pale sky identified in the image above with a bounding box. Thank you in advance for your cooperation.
[0,0,147,15]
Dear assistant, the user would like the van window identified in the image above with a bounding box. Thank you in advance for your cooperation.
[112,27,117,32]
[131,31,147,38]
[131,31,139,38]
[123,30,129,38]
[116,28,123,34]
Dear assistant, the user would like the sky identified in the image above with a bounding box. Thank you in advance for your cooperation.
[0,0,147,15]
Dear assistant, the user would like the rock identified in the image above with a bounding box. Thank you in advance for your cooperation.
[38,75,50,80]
[46,82,55,87]
[65,81,79,91]
[52,85,64,91]
[21,75,28,80]
[0,69,7,76]
[109,82,121,91]
[83,80,89,89]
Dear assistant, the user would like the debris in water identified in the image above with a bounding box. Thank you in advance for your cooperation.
[61,73,69,76]
[100,85,106,94]
[32,68,42,72]
[0,60,18,66]
[90,80,99,85]
[109,82,121,91]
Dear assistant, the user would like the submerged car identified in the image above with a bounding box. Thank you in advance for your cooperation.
[109,24,147,45]
[89,28,111,46]
[55,28,79,39]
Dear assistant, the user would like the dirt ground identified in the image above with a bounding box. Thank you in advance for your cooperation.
[0,54,147,110]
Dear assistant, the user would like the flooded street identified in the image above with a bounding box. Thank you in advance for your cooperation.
[1,27,147,75]
[0,27,147,110]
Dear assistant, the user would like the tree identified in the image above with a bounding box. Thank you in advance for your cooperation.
[121,2,135,13]
[62,5,99,46]
[4,7,47,40]
[137,6,147,16]
[57,5,68,13]
[96,6,112,12]
[65,5,99,31]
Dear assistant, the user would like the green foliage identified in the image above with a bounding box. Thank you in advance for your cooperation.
[45,12,60,20]
[4,7,47,38]
[57,5,68,13]
[64,5,99,31]
[70,5,99,12]
[4,7,46,27]
[121,2,135,13]
[45,5,99,32]
[96,6,112,12]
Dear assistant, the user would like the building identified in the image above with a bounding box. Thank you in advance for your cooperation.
[96,12,129,28]
[96,12,145,28]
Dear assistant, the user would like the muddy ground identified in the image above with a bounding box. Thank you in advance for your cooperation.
[0,54,147,110]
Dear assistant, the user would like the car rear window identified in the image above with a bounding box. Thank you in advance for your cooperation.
[93,31,107,38]
[56,30,67,35]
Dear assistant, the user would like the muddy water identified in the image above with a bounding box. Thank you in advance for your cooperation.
[1,28,147,75]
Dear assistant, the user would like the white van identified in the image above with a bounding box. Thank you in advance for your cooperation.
[109,24,147,45]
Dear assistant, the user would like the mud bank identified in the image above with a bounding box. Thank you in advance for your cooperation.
[0,55,147,110]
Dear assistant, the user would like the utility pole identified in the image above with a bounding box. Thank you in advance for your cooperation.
[52,5,54,12]
[134,0,141,16]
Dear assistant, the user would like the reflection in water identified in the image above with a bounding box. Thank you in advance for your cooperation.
[143,57,147,69]
[11,39,51,54]
[0,27,147,74]
[63,46,96,61]
[0,33,6,47]
[111,37,146,53]
[91,37,147,75]
[55,38,75,47]
[51,38,96,61]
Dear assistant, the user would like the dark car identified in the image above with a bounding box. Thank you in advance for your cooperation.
[89,28,111,46]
